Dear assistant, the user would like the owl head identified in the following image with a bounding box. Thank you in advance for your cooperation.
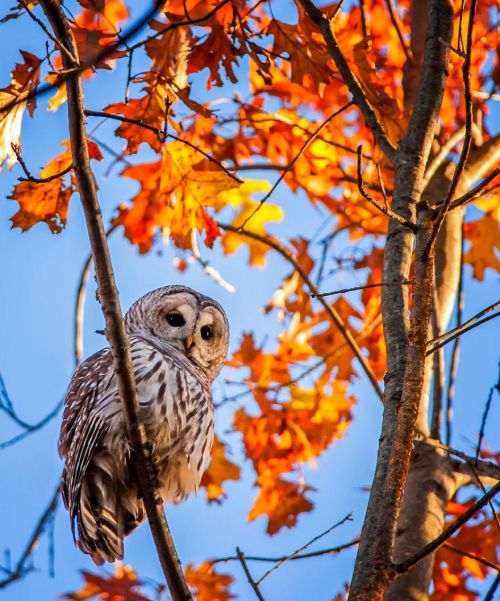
[124,285,229,381]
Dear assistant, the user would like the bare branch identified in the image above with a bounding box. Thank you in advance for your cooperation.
[84,109,241,183]
[313,280,411,298]
[11,143,73,183]
[217,222,383,400]
[297,0,397,160]
[238,102,353,229]
[416,435,500,481]
[426,300,500,356]
[422,127,466,190]
[384,0,413,64]
[484,572,500,601]
[0,373,63,450]
[0,486,59,589]
[257,513,353,584]
[236,548,265,601]
[428,0,478,248]
[448,168,500,210]
[476,362,500,463]
[211,539,359,565]
[39,2,191,598]
[445,227,464,445]
[357,146,417,230]
[443,543,499,572]
[74,225,118,366]
[393,480,500,576]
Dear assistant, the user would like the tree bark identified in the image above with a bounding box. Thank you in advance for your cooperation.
[348,2,454,599]
[386,135,500,600]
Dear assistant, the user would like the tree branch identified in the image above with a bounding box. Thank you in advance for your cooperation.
[349,1,454,598]
[393,480,500,575]
[236,548,265,601]
[238,102,353,229]
[426,300,500,356]
[448,168,500,210]
[357,146,417,230]
[297,0,397,161]
[428,0,478,248]
[0,486,59,589]
[39,2,191,598]
[211,539,359,565]
[217,222,383,400]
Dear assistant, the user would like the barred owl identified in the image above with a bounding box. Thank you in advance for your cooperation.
[58,285,229,565]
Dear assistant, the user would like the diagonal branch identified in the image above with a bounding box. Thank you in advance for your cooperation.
[0,485,59,589]
[426,300,500,356]
[297,0,397,161]
[238,102,353,229]
[236,548,265,601]
[217,222,383,400]
[357,146,417,230]
[393,480,500,576]
[39,2,192,599]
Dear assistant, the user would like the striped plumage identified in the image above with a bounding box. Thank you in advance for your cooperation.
[59,286,229,565]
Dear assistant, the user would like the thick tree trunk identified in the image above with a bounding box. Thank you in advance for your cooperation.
[386,137,500,600]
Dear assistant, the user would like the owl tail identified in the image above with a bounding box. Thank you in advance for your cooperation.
[76,467,125,565]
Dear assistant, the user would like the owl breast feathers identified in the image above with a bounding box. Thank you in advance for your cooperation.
[58,285,229,565]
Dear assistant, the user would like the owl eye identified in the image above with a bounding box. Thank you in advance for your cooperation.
[166,312,185,327]
[201,325,213,340]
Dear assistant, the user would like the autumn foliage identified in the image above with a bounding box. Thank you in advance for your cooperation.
[1,0,499,599]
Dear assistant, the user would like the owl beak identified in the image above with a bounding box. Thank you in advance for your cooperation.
[184,335,194,351]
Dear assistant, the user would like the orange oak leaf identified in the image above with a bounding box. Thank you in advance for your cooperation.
[185,561,234,601]
[248,472,314,535]
[115,141,240,252]
[200,436,241,503]
[464,213,500,281]
[9,139,101,233]
[0,51,41,170]
[62,563,149,601]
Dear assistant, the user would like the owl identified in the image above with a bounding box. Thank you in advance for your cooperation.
[58,285,229,565]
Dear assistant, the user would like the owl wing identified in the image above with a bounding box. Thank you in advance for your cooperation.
[59,349,112,526]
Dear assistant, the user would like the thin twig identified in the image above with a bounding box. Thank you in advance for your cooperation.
[384,0,413,64]
[445,226,464,446]
[427,0,478,249]
[426,300,500,356]
[11,144,73,183]
[20,0,77,63]
[0,373,63,449]
[422,127,466,190]
[313,280,411,298]
[236,548,265,601]
[393,480,500,575]
[430,287,444,439]
[416,435,500,481]
[0,486,60,589]
[2,1,168,115]
[357,146,417,231]
[218,222,383,400]
[443,543,500,572]
[238,102,353,229]
[475,362,500,463]
[483,572,500,601]
[257,513,353,584]
[85,109,241,183]
[39,2,192,598]
[448,168,500,210]
[211,538,359,565]
[74,225,118,366]
[297,0,397,160]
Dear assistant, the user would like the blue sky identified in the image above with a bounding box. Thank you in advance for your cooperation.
[0,2,499,600]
